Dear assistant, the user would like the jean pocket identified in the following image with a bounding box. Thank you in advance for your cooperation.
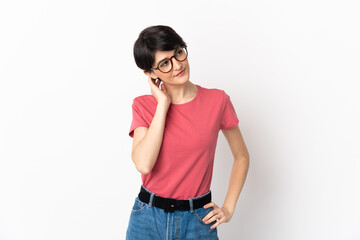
[131,196,148,214]
[193,206,216,226]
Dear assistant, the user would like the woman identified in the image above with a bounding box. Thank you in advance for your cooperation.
[126,25,250,240]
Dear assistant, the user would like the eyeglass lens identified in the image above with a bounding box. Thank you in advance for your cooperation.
[158,47,187,73]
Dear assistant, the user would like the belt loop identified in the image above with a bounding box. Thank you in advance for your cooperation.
[188,198,194,213]
[149,193,155,207]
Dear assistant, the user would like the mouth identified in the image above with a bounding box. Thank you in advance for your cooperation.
[175,68,185,77]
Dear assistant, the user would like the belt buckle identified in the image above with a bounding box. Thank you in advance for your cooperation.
[164,198,177,213]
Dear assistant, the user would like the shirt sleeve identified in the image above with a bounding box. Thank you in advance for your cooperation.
[220,90,239,130]
[129,99,150,138]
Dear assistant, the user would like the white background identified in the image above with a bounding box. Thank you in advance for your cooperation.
[1,0,359,239]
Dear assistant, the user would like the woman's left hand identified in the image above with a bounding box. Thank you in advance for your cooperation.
[202,202,233,229]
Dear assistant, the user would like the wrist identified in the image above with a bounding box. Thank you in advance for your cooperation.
[157,102,170,111]
[222,205,235,216]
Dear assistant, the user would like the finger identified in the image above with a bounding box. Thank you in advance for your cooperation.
[161,83,167,92]
[203,202,215,209]
[204,212,219,224]
[205,208,224,223]
[148,78,159,91]
[210,218,223,229]
[148,76,156,84]
[202,210,216,222]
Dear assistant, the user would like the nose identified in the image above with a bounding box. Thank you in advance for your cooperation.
[171,57,182,71]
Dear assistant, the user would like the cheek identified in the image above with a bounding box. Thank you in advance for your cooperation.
[185,61,190,70]
[159,74,171,82]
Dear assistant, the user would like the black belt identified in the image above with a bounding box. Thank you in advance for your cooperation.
[138,185,211,213]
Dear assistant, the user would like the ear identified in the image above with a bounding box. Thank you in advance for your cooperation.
[144,70,158,80]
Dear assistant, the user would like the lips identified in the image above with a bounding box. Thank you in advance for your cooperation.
[175,69,185,77]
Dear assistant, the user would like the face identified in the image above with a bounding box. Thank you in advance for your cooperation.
[145,48,190,85]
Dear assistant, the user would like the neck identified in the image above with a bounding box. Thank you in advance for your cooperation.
[165,81,197,104]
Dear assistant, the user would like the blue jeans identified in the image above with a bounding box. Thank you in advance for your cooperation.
[126,185,219,240]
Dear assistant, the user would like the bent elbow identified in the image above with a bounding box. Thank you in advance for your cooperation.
[136,165,151,175]
[131,149,154,174]
[132,156,151,174]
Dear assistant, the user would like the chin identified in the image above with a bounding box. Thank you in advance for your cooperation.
[179,74,190,83]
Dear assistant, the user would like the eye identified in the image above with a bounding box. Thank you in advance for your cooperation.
[160,60,169,67]
[176,49,183,55]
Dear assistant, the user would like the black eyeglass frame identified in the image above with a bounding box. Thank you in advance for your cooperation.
[150,46,188,73]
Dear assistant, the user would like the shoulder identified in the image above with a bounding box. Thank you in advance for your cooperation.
[132,94,157,107]
[198,85,235,113]
[197,84,226,99]
[197,84,228,104]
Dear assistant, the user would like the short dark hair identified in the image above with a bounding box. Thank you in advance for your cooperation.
[133,25,187,73]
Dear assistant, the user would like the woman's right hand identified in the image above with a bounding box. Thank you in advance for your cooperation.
[148,77,171,107]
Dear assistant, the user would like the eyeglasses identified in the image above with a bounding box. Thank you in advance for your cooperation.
[150,46,188,73]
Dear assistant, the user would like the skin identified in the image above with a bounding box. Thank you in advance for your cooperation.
[131,49,196,174]
[133,47,250,229]
[202,126,249,229]
[144,47,197,106]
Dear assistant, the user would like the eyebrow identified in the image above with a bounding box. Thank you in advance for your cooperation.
[156,48,178,66]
